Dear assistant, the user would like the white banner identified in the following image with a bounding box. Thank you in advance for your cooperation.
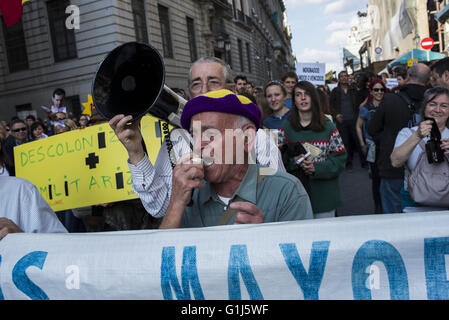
[379,0,413,60]
[1,211,449,300]
[296,63,326,86]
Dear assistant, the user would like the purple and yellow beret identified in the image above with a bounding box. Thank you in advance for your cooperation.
[180,89,261,130]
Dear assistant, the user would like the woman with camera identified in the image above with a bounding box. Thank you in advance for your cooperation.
[391,86,449,213]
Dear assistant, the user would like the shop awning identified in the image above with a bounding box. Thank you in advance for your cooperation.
[387,49,446,68]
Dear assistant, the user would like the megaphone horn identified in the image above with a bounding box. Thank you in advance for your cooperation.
[92,41,185,127]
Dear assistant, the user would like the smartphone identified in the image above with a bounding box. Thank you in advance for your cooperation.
[296,152,311,165]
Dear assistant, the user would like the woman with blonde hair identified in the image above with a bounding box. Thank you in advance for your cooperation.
[262,80,290,130]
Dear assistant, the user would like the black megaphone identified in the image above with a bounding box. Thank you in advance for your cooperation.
[92,42,186,126]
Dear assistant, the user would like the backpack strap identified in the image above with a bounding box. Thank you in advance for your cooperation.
[216,170,267,226]
[396,91,414,111]
[397,91,420,128]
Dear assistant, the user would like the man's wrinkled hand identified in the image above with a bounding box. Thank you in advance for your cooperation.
[0,218,23,240]
[171,153,205,207]
[109,114,144,165]
[231,202,264,224]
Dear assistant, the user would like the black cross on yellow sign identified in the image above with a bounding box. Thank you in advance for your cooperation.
[85,152,99,169]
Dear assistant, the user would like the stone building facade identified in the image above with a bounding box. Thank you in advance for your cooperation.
[345,0,449,74]
[0,0,294,121]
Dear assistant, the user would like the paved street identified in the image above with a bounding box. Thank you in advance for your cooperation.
[337,157,375,217]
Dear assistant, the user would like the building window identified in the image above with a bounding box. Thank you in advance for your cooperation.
[1,19,29,73]
[232,0,237,18]
[47,0,77,62]
[186,17,197,62]
[131,0,149,43]
[238,39,244,71]
[158,4,173,58]
[15,103,33,120]
[15,103,32,113]
[64,95,81,118]
[239,0,246,14]
[227,38,233,68]
[246,42,251,73]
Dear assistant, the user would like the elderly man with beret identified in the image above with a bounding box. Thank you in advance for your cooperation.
[110,56,285,219]
[159,89,313,229]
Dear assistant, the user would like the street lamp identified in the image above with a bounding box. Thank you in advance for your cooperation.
[223,39,231,65]
[216,35,224,49]
[224,39,231,52]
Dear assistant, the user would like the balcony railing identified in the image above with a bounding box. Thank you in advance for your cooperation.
[235,9,245,23]
[212,0,233,19]
[212,0,231,9]
[234,9,252,29]
[245,15,252,28]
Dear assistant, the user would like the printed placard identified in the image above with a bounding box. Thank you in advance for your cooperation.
[296,63,326,86]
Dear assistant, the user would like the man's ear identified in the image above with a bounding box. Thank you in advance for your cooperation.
[442,70,449,84]
[241,124,257,153]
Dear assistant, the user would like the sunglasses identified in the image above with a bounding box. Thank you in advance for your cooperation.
[12,127,27,132]
[372,88,385,92]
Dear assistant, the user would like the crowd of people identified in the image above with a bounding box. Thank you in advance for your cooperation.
[1,54,449,240]
[0,89,94,174]
[0,88,158,234]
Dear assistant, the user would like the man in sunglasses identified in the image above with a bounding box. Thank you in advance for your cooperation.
[367,63,430,214]
[4,119,30,176]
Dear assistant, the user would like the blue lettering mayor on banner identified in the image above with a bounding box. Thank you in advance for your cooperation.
[159,238,449,300]
[2,237,449,299]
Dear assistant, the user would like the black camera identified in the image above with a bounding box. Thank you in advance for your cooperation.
[280,141,311,196]
[424,117,445,164]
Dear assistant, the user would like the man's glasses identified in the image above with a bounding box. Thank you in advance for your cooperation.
[190,79,223,93]
[12,127,27,133]
[372,88,385,92]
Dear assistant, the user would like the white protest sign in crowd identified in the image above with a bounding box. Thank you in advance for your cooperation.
[296,63,326,86]
[1,211,449,300]
[385,78,399,90]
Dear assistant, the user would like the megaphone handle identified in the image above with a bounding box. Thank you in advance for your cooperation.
[163,85,187,105]
[161,122,194,206]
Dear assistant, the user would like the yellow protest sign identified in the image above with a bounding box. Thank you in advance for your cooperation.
[408,59,418,67]
[15,114,172,211]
